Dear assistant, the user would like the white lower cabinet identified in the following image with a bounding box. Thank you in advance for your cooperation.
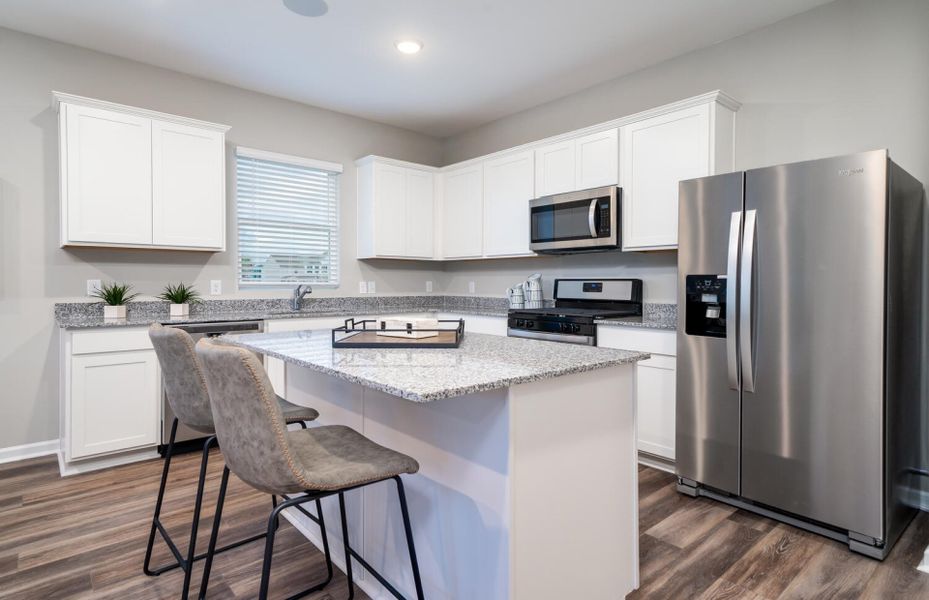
[63,327,161,464]
[597,326,676,461]
[634,354,676,459]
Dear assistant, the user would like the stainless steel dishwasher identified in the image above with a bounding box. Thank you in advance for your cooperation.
[159,320,263,454]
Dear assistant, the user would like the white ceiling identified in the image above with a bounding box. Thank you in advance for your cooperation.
[0,0,832,137]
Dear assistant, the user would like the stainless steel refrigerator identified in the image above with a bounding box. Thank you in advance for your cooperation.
[676,149,925,559]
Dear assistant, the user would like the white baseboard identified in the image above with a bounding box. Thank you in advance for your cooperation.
[0,439,59,465]
[638,451,675,474]
[57,447,160,477]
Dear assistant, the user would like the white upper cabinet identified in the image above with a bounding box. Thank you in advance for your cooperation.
[621,100,735,251]
[535,128,619,197]
[405,168,436,258]
[372,161,407,256]
[63,103,153,245]
[441,164,483,259]
[575,129,619,190]
[357,157,436,259]
[483,150,535,257]
[356,91,738,259]
[56,92,229,251]
[151,120,225,249]
[534,140,577,197]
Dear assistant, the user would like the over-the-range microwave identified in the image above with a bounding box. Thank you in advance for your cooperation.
[529,185,620,253]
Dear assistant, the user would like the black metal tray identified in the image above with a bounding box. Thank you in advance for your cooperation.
[331,318,465,349]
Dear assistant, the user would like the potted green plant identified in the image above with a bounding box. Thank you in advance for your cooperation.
[159,282,201,317]
[91,282,138,320]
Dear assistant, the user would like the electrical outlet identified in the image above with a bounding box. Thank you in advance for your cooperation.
[210,280,222,295]
[426,280,433,293]
[86,279,101,296]
[367,281,376,294]
[468,281,476,294]
[359,281,368,294]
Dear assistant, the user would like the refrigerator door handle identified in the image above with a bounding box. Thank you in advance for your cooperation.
[726,211,741,390]
[740,209,757,393]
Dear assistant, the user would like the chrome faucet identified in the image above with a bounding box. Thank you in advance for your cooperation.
[292,284,313,310]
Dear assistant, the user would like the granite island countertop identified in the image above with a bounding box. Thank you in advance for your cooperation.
[223,330,649,402]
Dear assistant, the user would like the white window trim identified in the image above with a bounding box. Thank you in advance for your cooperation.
[236,146,343,174]
[235,146,342,290]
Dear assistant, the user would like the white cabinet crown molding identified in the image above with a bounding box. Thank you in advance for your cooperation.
[51,91,230,133]
[355,154,441,172]
[440,90,739,172]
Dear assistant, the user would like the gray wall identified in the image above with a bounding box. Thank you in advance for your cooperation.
[0,27,445,448]
[442,0,929,302]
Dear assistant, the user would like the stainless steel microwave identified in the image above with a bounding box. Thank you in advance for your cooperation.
[529,185,620,253]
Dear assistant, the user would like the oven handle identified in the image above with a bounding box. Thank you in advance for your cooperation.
[588,199,598,238]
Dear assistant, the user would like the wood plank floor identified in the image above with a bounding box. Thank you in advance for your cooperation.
[0,451,368,600]
[2,455,929,599]
[629,465,929,600]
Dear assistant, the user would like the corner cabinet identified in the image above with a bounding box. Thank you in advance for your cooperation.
[356,157,436,259]
[61,327,162,473]
[54,92,229,252]
[620,98,737,251]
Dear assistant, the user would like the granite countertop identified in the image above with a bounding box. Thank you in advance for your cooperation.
[595,303,677,330]
[55,296,509,329]
[225,330,649,402]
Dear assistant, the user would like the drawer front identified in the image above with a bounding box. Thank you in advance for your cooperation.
[71,327,154,355]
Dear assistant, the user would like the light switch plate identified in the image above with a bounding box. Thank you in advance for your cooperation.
[426,280,433,293]
[210,280,222,295]
[468,281,476,294]
[359,281,368,294]
[367,281,376,294]
[86,279,101,296]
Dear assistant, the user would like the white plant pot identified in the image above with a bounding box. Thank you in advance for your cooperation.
[104,305,127,320]
[170,303,190,317]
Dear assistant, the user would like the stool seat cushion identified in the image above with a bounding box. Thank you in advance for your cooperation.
[287,426,419,491]
[278,397,319,424]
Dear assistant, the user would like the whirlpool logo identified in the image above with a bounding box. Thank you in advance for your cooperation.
[838,167,865,176]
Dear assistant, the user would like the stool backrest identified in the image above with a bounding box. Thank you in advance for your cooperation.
[195,337,306,494]
[149,323,214,432]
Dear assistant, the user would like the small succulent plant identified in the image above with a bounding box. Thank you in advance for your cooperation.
[159,282,201,305]
[91,282,139,306]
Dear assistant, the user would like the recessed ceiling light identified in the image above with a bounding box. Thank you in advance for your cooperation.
[395,39,423,55]
[283,0,328,17]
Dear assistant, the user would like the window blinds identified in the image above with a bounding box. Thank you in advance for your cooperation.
[235,148,341,286]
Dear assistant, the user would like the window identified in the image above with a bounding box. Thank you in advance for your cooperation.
[236,147,342,287]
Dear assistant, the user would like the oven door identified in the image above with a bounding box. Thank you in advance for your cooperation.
[529,186,619,252]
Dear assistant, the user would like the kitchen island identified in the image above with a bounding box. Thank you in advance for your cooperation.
[228,330,648,600]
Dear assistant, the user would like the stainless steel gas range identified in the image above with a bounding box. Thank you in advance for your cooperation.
[507,278,642,345]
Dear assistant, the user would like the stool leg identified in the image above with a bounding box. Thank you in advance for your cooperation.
[181,435,216,600]
[143,418,178,576]
[197,465,229,600]
[395,477,425,600]
[316,498,334,585]
[338,492,355,600]
[258,498,292,600]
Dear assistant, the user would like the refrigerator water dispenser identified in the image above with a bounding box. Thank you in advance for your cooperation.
[685,275,727,338]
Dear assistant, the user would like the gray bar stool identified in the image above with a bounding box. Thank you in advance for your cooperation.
[195,337,425,600]
[145,323,321,600]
